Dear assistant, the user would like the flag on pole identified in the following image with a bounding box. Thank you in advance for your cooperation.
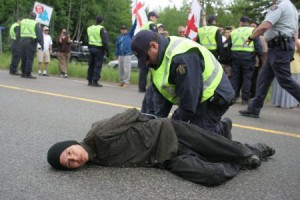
[131,0,147,35]
[185,0,202,41]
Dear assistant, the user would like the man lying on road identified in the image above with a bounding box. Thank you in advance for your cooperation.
[47,108,275,186]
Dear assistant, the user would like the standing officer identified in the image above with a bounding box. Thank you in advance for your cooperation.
[9,18,21,75]
[196,15,223,60]
[138,11,159,93]
[229,16,262,104]
[87,16,109,87]
[19,12,43,79]
[131,30,235,138]
[240,0,300,118]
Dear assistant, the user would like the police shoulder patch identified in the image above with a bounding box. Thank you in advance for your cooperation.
[176,64,187,75]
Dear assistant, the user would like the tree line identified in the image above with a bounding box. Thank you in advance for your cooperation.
[0,0,299,57]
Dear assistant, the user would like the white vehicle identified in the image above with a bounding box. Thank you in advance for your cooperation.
[107,55,138,69]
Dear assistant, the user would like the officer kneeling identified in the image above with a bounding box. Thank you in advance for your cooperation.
[131,30,235,138]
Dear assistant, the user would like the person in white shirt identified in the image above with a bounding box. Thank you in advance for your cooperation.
[37,26,53,76]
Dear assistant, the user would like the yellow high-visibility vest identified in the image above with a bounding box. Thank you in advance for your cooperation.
[20,19,37,38]
[87,25,104,46]
[10,23,19,40]
[230,27,255,52]
[197,26,219,50]
[151,36,223,104]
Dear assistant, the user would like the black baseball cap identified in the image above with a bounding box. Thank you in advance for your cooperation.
[207,15,216,23]
[131,30,159,67]
[147,11,159,18]
[240,16,251,23]
[120,25,127,30]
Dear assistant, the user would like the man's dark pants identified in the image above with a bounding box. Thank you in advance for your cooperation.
[231,59,255,101]
[248,43,300,114]
[138,66,149,92]
[87,47,105,82]
[9,40,21,73]
[165,120,254,186]
[20,39,36,75]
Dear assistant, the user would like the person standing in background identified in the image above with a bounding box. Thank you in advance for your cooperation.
[229,16,262,105]
[19,12,43,79]
[197,15,223,60]
[87,16,109,87]
[57,28,71,78]
[37,26,52,76]
[115,19,137,87]
[9,18,21,75]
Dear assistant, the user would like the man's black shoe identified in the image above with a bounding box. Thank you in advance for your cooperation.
[21,74,36,79]
[91,82,103,87]
[26,74,37,79]
[88,81,92,86]
[221,117,232,140]
[139,89,146,93]
[9,71,21,75]
[240,155,261,170]
[254,143,276,160]
[239,109,259,118]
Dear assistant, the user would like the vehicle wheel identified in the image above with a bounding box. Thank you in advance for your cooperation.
[113,64,118,69]
[70,57,78,64]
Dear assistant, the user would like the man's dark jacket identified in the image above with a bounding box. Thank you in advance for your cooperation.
[81,108,178,167]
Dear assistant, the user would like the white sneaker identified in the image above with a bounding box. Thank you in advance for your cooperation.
[64,74,68,78]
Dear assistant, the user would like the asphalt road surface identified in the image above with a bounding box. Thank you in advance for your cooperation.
[0,70,299,200]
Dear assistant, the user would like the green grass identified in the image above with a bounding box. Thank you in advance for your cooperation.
[0,53,140,84]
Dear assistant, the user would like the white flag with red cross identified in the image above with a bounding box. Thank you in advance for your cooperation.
[131,0,148,35]
[185,0,202,40]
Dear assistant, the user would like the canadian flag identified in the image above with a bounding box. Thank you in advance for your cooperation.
[131,0,148,35]
[185,0,202,40]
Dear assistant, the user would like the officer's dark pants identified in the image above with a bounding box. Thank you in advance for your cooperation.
[141,83,155,115]
[248,44,300,114]
[231,59,255,101]
[87,47,104,82]
[138,66,149,92]
[9,40,21,73]
[189,99,230,137]
[20,40,36,75]
[166,120,254,186]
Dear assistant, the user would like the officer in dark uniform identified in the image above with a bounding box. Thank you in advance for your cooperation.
[240,0,300,118]
[9,18,21,75]
[229,16,262,104]
[196,15,223,60]
[19,12,43,79]
[87,16,109,87]
[132,30,235,138]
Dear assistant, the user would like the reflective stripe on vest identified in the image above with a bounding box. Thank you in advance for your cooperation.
[151,36,223,104]
[87,25,103,46]
[20,19,37,38]
[140,21,154,30]
[197,26,218,50]
[10,23,19,40]
[231,27,255,52]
